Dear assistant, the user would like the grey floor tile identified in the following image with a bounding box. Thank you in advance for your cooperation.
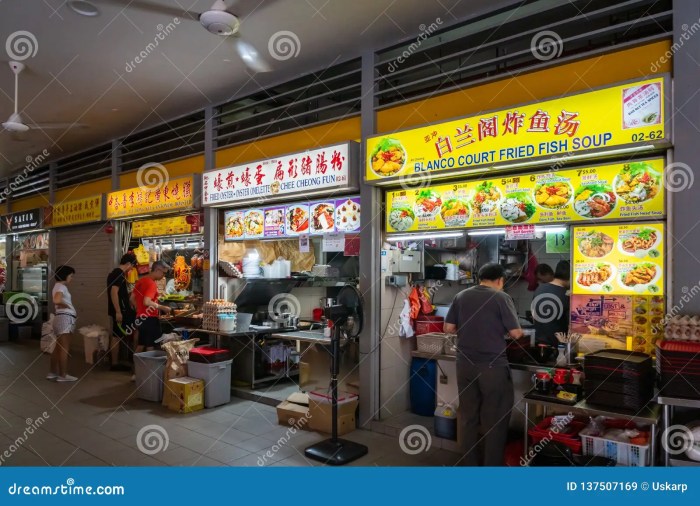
[233,435,275,453]
[151,445,201,466]
[175,455,227,467]
[168,432,234,454]
[1,449,47,466]
[203,444,251,464]
[104,447,163,466]
[228,452,274,467]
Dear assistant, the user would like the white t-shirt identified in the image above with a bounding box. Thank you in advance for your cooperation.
[52,283,76,316]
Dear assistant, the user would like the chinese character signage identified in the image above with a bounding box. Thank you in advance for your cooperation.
[106,177,195,219]
[572,222,664,296]
[224,196,360,241]
[203,143,358,206]
[385,159,665,232]
[1,208,44,233]
[132,214,200,238]
[44,196,103,228]
[366,77,667,183]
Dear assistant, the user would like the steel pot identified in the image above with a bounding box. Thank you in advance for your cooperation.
[320,297,336,308]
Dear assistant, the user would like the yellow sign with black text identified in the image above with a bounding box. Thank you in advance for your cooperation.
[386,159,665,233]
[367,77,667,182]
[45,196,103,228]
[106,177,195,219]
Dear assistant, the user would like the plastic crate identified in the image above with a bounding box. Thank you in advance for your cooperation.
[581,434,650,466]
[416,333,447,354]
[528,416,588,455]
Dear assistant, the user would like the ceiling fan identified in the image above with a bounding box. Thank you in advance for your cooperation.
[100,0,271,72]
[2,61,88,138]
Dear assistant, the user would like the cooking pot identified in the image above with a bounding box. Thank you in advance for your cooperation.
[320,297,336,308]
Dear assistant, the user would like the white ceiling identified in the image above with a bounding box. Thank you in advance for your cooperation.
[0,0,518,177]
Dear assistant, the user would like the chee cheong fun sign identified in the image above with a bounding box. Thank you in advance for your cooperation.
[203,142,358,206]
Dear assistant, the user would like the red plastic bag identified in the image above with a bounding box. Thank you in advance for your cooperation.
[418,286,433,314]
[409,287,420,320]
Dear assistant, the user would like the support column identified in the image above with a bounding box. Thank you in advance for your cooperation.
[203,106,216,302]
[359,50,381,427]
[671,0,700,311]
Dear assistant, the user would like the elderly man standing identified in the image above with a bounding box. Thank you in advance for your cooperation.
[444,263,523,466]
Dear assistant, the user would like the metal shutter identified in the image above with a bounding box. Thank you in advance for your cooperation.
[54,224,113,331]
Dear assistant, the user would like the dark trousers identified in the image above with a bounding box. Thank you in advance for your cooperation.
[456,360,514,466]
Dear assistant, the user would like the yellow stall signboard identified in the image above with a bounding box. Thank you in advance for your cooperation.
[45,196,103,227]
[132,215,198,238]
[386,159,665,232]
[106,177,194,219]
[367,77,666,183]
[572,222,664,296]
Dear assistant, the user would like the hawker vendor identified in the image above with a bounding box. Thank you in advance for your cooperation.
[532,260,571,347]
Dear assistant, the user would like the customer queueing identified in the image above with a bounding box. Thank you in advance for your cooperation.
[532,260,571,347]
[107,253,138,371]
[48,265,78,382]
[131,261,171,353]
[444,263,523,466]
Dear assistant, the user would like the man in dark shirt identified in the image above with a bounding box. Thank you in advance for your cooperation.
[444,263,523,466]
[532,260,570,347]
[107,253,137,371]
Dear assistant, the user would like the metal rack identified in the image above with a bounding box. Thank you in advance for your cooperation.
[657,396,700,467]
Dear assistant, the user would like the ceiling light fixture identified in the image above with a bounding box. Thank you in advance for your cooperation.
[386,231,464,242]
[68,0,100,17]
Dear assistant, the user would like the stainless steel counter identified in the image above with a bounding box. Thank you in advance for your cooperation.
[271,330,331,344]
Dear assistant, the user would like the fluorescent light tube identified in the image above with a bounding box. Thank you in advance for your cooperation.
[386,231,464,242]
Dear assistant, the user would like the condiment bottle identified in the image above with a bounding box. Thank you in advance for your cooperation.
[555,344,567,367]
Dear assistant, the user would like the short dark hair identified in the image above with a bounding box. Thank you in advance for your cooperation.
[151,260,169,272]
[120,253,137,266]
[54,265,75,282]
[535,264,554,277]
[478,263,505,282]
[554,260,571,281]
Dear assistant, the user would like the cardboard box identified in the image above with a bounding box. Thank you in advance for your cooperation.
[164,377,204,413]
[307,391,358,436]
[276,401,312,430]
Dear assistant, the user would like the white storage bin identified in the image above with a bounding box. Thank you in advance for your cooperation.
[581,434,650,466]
[187,359,233,408]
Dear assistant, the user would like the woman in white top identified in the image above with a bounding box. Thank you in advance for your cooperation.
[49,265,78,382]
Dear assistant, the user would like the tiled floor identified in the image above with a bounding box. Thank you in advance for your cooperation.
[0,340,460,467]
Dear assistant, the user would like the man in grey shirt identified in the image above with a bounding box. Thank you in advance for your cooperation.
[444,263,523,466]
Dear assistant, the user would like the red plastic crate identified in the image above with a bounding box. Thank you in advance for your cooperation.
[528,416,588,454]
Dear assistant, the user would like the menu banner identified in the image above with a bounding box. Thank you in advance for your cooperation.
[1,208,44,233]
[570,294,664,353]
[106,177,195,219]
[385,158,665,233]
[132,214,200,238]
[366,77,667,183]
[204,142,358,206]
[572,222,665,296]
[45,196,103,228]
[224,196,361,241]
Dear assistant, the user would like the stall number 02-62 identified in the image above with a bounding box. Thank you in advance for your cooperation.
[632,130,663,142]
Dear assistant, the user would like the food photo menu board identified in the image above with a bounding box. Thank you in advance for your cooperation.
[224,196,360,241]
[572,222,665,295]
[385,159,665,233]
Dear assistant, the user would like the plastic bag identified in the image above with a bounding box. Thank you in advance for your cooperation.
[409,287,420,320]
[418,286,434,314]
[399,299,414,339]
[40,315,56,354]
